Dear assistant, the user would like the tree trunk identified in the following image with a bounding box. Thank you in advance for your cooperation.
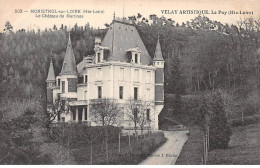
[134,122,138,141]
[208,72,212,90]
[105,129,108,163]
[118,132,121,153]
[90,140,93,165]
[197,73,200,91]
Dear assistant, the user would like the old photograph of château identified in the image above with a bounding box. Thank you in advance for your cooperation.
[0,0,260,165]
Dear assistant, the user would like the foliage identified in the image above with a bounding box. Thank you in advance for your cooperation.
[0,108,51,164]
[209,91,232,150]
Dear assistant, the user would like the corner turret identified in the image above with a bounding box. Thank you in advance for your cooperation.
[46,59,56,104]
[60,33,78,94]
[153,36,165,130]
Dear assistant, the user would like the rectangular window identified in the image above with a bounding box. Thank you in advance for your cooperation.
[135,54,138,63]
[78,76,83,84]
[62,81,65,93]
[119,68,124,80]
[61,117,65,122]
[72,107,76,121]
[57,93,61,101]
[134,87,138,100]
[58,79,61,86]
[119,86,123,99]
[146,109,150,121]
[103,51,107,61]
[98,86,102,98]
[85,75,88,83]
[84,106,88,120]
[133,108,138,120]
[97,53,101,62]
[78,107,83,122]
[57,112,61,121]
[61,100,65,110]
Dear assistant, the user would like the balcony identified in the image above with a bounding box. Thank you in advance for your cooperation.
[77,83,87,88]
[69,100,88,106]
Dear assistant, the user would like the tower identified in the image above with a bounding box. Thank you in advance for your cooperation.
[46,59,56,104]
[59,33,78,96]
[153,36,164,130]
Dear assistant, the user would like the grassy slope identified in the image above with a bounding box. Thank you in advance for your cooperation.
[207,123,260,165]
[164,94,260,165]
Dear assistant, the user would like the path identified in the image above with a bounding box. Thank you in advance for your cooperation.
[139,130,189,165]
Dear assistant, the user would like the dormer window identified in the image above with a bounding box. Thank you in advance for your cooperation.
[84,75,88,83]
[97,53,101,63]
[95,47,109,64]
[127,48,141,64]
[132,52,140,64]
[58,79,60,86]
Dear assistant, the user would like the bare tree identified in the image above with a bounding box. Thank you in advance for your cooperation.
[125,99,152,137]
[89,98,122,163]
[48,98,70,123]
[89,98,122,126]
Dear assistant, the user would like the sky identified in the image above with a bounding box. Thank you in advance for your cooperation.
[0,0,260,32]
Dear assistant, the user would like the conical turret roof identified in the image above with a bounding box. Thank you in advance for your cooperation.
[60,33,78,75]
[46,59,55,82]
[153,36,164,61]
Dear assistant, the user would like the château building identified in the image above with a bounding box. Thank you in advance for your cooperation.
[46,18,165,131]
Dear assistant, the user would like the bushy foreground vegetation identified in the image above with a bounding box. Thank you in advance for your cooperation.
[48,124,166,165]
[0,108,51,164]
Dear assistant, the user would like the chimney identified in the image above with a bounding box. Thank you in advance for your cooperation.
[94,37,101,47]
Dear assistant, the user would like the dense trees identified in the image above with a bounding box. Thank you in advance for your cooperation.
[1,15,259,103]
[0,14,259,163]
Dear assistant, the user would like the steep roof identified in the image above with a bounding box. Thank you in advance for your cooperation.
[46,59,55,82]
[153,36,164,61]
[60,34,78,76]
[101,20,152,65]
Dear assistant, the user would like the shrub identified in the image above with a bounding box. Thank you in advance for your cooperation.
[209,91,232,150]
[0,108,52,164]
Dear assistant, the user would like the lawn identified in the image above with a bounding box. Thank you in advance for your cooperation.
[175,126,204,165]
[207,122,260,165]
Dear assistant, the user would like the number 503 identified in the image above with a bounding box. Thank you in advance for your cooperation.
[15,9,22,13]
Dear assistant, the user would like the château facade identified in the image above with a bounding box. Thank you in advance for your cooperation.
[46,18,165,131]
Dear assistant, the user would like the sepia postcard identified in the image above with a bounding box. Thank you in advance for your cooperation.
[0,0,259,165]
